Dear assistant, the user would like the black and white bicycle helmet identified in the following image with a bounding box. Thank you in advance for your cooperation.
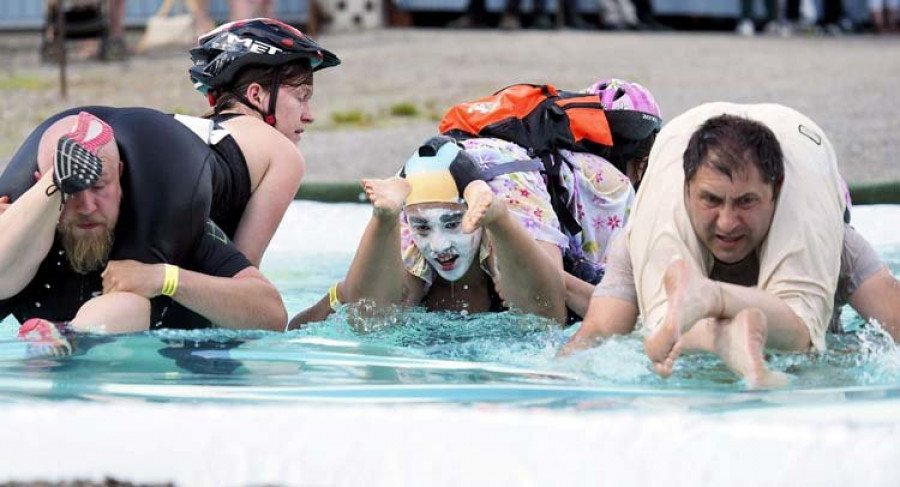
[189,18,340,125]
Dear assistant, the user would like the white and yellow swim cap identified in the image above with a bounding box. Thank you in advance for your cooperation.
[401,136,483,206]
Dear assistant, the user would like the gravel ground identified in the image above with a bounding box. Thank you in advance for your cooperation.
[1,28,898,183]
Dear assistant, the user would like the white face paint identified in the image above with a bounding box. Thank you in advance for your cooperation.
[406,203,483,282]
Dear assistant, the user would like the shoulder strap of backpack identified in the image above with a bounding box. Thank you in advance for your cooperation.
[541,153,582,236]
[479,158,544,180]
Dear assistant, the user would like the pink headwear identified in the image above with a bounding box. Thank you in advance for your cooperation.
[67,112,114,156]
[585,78,661,119]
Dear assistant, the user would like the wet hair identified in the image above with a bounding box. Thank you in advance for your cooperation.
[683,114,784,194]
[209,61,314,115]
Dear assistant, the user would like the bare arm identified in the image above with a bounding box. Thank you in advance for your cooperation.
[559,231,641,355]
[288,269,427,331]
[486,215,567,322]
[564,272,596,318]
[288,294,333,330]
[289,176,426,330]
[849,266,900,342]
[341,178,412,306]
[559,295,639,356]
[174,266,286,331]
[103,261,287,331]
[232,136,305,266]
[0,172,61,298]
[465,182,566,323]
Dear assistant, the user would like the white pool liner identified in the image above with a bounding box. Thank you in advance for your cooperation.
[1,399,899,487]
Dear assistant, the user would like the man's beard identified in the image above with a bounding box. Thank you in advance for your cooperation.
[58,224,114,274]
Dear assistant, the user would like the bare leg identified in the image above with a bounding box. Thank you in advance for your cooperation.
[644,260,722,374]
[463,180,566,323]
[341,178,411,305]
[16,293,150,359]
[677,310,790,388]
[646,259,809,378]
[70,292,151,334]
[715,282,810,350]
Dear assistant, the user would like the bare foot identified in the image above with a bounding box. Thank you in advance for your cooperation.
[645,259,722,377]
[362,177,410,219]
[461,180,506,233]
[716,308,789,389]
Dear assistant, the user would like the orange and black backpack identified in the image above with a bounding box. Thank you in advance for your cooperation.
[438,84,617,235]
[439,83,615,159]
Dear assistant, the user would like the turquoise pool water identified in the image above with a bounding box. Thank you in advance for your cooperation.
[1,202,899,411]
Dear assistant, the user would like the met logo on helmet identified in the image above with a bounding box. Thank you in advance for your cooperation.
[222,32,283,55]
[246,39,283,55]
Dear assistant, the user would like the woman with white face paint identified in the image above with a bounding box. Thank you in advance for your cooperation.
[404,203,482,284]
[290,136,568,327]
[289,78,661,329]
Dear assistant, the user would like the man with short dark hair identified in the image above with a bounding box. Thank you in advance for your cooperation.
[563,103,851,387]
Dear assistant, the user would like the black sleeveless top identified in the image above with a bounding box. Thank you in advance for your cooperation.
[173,112,253,239]
[206,113,252,238]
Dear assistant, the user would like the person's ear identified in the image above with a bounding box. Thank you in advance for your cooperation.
[245,83,267,110]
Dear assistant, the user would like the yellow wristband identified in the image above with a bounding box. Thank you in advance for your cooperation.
[162,264,179,297]
[328,282,342,312]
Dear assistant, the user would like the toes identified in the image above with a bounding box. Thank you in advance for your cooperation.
[652,361,673,378]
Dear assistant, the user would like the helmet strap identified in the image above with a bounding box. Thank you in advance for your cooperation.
[231,69,282,127]
[231,90,265,118]
[264,68,282,127]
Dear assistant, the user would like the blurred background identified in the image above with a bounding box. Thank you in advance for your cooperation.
[0,0,897,185]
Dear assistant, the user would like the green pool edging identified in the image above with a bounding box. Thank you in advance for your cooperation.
[846,181,900,206]
[295,181,900,205]
[295,182,368,203]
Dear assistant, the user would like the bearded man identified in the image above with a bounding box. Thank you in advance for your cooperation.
[0,112,285,352]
